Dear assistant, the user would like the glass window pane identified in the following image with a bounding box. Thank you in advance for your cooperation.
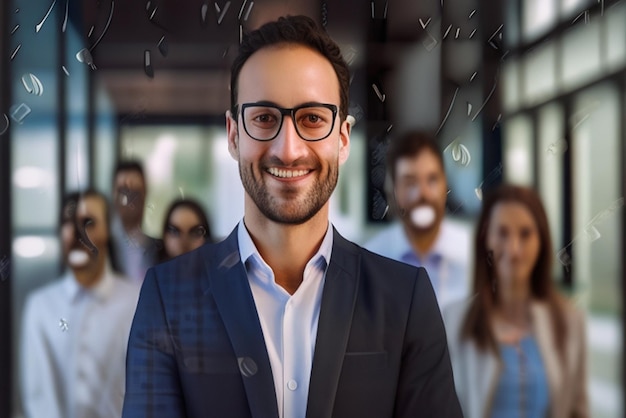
[571,82,623,418]
[537,102,564,280]
[523,0,558,42]
[523,42,557,106]
[606,1,626,71]
[502,59,520,112]
[561,19,602,91]
[503,114,534,186]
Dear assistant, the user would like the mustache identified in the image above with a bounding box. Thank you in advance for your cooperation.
[261,155,320,169]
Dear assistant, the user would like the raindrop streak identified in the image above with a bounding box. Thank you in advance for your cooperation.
[88,25,95,37]
[89,1,115,52]
[487,24,504,50]
[419,17,431,29]
[158,36,168,57]
[469,72,477,82]
[62,66,70,76]
[201,2,209,24]
[436,86,459,135]
[372,84,385,102]
[0,114,9,135]
[469,28,477,39]
[144,50,154,78]
[469,9,477,19]
[237,0,248,20]
[146,0,158,20]
[466,102,472,116]
[471,68,500,121]
[179,187,185,198]
[215,1,231,25]
[243,1,254,21]
[443,25,453,40]
[10,24,19,35]
[35,0,57,33]
[62,0,69,32]
[9,103,31,124]
[10,44,21,61]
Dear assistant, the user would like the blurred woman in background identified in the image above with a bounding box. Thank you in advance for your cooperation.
[159,199,212,261]
[443,184,588,418]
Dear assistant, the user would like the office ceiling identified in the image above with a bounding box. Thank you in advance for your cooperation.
[84,0,438,117]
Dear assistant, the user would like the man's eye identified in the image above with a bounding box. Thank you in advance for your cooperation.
[166,225,180,237]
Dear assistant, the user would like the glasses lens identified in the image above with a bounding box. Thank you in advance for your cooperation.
[294,106,335,140]
[242,106,283,141]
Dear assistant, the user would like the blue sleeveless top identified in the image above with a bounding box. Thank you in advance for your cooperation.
[490,336,550,418]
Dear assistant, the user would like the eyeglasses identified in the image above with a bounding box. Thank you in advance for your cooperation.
[234,103,338,141]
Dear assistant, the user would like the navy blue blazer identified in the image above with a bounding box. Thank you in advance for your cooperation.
[122,226,463,418]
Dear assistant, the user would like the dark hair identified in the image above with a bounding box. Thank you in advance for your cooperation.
[230,15,350,121]
[112,160,145,186]
[159,199,213,260]
[461,184,567,357]
[59,189,120,273]
[386,131,445,183]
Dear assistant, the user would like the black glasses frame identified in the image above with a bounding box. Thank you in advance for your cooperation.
[234,103,338,142]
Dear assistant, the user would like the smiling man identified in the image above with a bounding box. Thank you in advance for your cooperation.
[123,15,462,418]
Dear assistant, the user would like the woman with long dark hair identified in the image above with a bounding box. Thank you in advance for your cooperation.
[443,184,588,418]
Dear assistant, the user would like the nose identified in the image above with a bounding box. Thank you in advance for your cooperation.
[504,236,521,258]
[271,116,307,164]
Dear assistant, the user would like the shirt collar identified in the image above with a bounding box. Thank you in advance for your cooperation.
[237,220,333,272]
[62,261,117,304]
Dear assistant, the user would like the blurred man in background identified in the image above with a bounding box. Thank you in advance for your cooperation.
[21,190,140,418]
[110,160,161,283]
[365,131,471,309]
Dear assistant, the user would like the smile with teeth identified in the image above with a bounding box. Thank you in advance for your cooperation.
[267,167,311,178]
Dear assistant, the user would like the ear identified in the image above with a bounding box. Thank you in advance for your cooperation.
[338,119,351,165]
[225,110,239,161]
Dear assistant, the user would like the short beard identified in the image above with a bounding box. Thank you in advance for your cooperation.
[239,159,339,225]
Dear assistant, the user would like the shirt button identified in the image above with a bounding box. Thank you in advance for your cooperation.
[287,380,298,391]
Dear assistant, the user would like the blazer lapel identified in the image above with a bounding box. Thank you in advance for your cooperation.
[202,229,279,418]
[306,230,360,418]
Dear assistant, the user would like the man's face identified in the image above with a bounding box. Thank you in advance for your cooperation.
[226,44,350,224]
[61,195,109,272]
[113,170,146,224]
[393,149,448,232]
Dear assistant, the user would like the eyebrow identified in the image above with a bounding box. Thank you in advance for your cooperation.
[247,100,331,108]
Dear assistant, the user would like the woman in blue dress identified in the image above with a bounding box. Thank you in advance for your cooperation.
[442,184,588,418]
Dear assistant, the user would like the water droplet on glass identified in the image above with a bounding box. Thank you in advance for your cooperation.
[9,103,31,124]
[76,48,97,70]
[451,143,471,166]
[21,73,44,96]
[0,114,9,135]
[158,36,168,57]
[238,357,258,377]
[144,50,154,78]
[59,318,69,332]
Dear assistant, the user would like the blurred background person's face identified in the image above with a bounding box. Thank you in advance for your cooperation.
[113,170,146,227]
[393,149,448,232]
[486,201,541,288]
[163,206,207,258]
[61,195,109,286]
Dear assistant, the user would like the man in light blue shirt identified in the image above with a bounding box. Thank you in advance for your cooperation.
[365,131,472,309]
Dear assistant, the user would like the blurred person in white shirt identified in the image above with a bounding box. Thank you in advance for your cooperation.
[364,131,471,309]
[21,189,140,418]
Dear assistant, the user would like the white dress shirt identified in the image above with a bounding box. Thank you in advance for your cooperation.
[20,265,140,418]
[364,218,472,309]
[238,221,332,418]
